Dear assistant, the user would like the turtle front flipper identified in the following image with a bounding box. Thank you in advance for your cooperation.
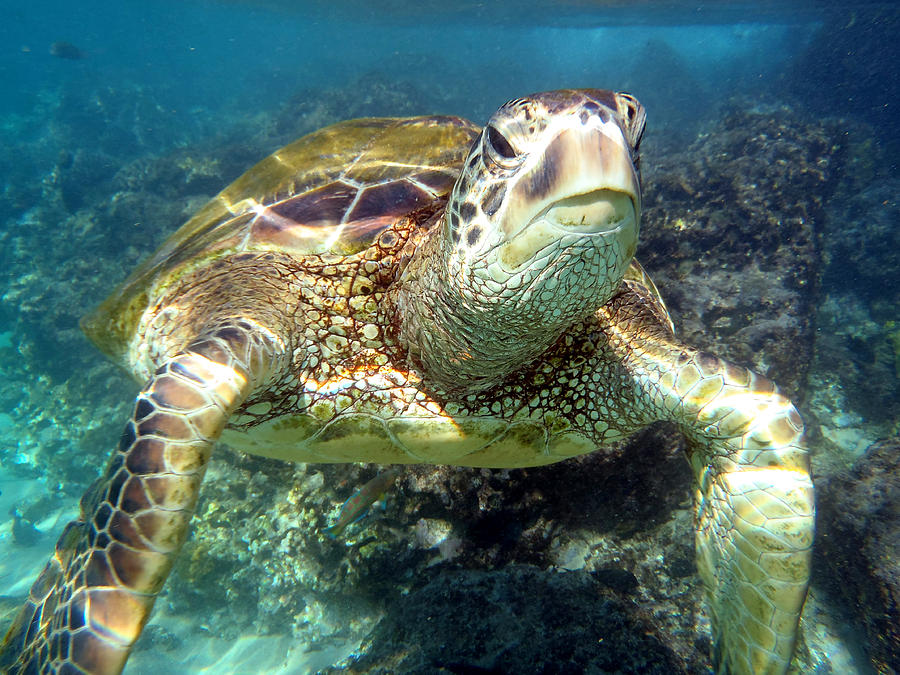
[0,324,282,674]
[598,281,814,673]
[658,352,814,674]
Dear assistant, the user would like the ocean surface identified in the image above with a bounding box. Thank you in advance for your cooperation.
[0,1,897,673]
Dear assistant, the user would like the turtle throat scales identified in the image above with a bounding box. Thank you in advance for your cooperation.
[393,90,644,393]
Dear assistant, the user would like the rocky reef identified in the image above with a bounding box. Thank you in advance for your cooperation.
[324,565,692,674]
[815,438,900,672]
[1,75,897,673]
[639,100,837,402]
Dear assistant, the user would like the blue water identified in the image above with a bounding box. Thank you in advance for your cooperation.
[0,1,820,136]
[0,1,897,673]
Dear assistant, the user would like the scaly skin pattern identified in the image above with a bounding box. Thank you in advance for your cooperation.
[0,90,813,674]
[0,325,285,674]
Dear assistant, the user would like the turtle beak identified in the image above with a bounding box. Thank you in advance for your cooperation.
[498,116,641,271]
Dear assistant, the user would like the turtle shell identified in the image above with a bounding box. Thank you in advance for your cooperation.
[83,116,480,359]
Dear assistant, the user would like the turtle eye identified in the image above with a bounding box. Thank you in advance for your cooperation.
[484,124,519,167]
[615,92,646,152]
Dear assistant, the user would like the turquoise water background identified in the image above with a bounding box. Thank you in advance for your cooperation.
[1,1,828,139]
[0,1,897,673]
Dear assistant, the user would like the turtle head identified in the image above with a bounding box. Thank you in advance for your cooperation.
[398,89,645,392]
[444,89,644,329]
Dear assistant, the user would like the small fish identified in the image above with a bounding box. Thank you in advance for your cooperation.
[49,41,87,60]
[323,468,400,539]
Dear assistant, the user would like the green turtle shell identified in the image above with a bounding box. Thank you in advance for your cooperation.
[82,116,481,360]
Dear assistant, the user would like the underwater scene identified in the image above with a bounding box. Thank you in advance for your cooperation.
[0,0,897,673]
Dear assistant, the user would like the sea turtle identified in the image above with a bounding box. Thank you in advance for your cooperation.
[0,89,814,674]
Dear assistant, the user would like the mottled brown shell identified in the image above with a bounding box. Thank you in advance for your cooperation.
[83,116,481,358]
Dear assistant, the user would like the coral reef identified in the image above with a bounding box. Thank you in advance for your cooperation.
[815,438,900,673]
[639,101,839,402]
[324,566,691,674]
[159,452,400,649]
[822,179,899,305]
[271,71,431,141]
[810,292,899,455]
[816,177,900,426]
